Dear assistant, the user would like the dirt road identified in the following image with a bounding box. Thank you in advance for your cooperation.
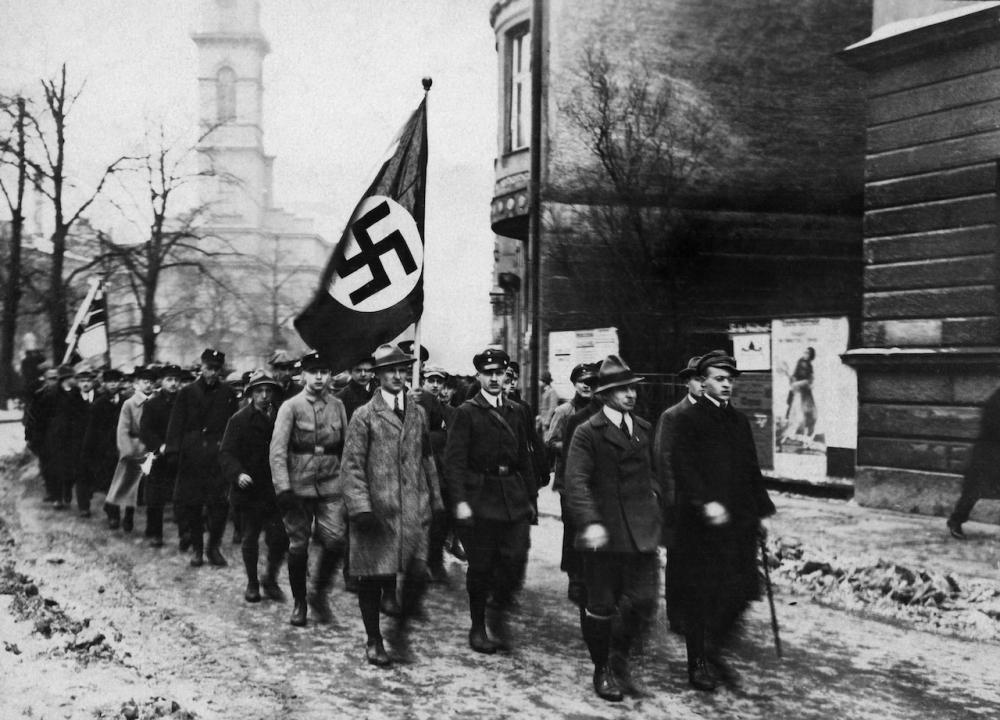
[1,421,998,720]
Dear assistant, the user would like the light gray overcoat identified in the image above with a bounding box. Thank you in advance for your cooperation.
[341,391,443,576]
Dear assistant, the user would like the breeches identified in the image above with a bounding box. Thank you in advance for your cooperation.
[460,518,530,602]
[281,495,346,557]
[241,502,289,557]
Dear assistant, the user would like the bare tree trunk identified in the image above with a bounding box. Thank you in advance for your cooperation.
[0,98,27,405]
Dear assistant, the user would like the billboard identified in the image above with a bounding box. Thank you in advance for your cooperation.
[548,327,619,400]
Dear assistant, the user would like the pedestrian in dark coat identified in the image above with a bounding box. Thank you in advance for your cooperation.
[653,356,703,632]
[342,345,444,666]
[336,355,375,421]
[25,367,62,502]
[672,350,775,692]
[565,355,661,702]
[47,367,98,512]
[82,371,125,519]
[444,348,537,654]
[220,369,289,604]
[165,349,239,568]
[948,385,1000,539]
[545,363,599,605]
[140,364,182,547]
[417,364,454,584]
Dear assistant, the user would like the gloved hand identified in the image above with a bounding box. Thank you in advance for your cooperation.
[353,511,379,532]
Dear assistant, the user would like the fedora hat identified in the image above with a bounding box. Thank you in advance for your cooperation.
[245,368,280,392]
[371,344,416,370]
[678,356,703,380]
[594,355,644,394]
[267,350,296,369]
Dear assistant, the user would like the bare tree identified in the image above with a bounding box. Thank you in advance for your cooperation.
[553,48,718,368]
[28,64,128,361]
[254,234,315,352]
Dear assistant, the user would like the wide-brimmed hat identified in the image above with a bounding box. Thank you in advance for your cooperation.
[74,362,97,379]
[678,356,703,381]
[56,364,76,380]
[594,355,644,394]
[226,370,245,386]
[268,350,296,369]
[473,348,509,373]
[371,344,417,370]
[697,350,741,378]
[541,370,553,383]
[102,368,125,382]
[299,351,331,372]
[245,368,280,392]
[200,348,226,367]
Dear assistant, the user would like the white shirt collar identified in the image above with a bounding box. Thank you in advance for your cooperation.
[687,394,699,405]
[480,389,502,408]
[602,405,632,434]
[703,394,726,409]
[381,388,403,409]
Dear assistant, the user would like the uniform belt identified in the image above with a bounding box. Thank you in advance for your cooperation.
[290,440,341,456]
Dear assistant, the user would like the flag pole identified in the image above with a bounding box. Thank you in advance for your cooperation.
[410,76,432,391]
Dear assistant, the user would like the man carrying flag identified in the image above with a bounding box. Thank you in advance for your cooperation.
[295,81,431,371]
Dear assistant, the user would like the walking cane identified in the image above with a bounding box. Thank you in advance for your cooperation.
[759,531,783,659]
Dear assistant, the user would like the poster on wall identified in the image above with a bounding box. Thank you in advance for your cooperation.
[732,332,771,371]
[548,327,619,400]
[771,317,857,483]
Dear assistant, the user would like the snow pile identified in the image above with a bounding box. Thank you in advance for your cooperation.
[767,536,1000,641]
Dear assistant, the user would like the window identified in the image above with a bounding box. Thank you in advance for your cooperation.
[216,67,236,123]
[508,27,531,151]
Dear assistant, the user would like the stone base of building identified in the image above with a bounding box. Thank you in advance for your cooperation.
[856,465,1000,525]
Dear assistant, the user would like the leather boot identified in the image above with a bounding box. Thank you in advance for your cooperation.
[468,596,496,654]
[245,580,261,603]
[593,664,624,702]
[207,544,228,567]
[308,548,340,623]
[122,507,134,532]
[686,625,717,692]
[261,552,286,602]
[288,554,309,627]
[190,536,205,567]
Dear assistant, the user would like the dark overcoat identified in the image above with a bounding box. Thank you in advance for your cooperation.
[564,410,661,554]
[139,390,177,507]
[962,386,1000,499]
[336,380,374,421]
[82,390,125,493]
[165,377,239,505]
[671,396,776,618]
[219,403,278,509]
[342,392,443,575]
[45,388,92,488]
[443,393,537,523]
[653,396,697,547]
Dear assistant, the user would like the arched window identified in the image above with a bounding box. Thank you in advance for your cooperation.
[217,67,236,122]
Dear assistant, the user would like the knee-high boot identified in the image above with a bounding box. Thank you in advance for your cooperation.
[308,547,341,623]
[261,548,286,601]
[583,610,622,701]
[242,543,261,602]
[288,553,308,626]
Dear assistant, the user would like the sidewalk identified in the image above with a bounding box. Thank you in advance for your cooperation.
[536,485,1000,583]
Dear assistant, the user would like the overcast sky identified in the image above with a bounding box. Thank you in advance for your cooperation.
[0,0,498,373]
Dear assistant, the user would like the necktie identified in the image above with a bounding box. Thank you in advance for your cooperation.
[393,396,404,422]
[620,417,629,439]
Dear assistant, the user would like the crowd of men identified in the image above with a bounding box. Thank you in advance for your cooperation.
[22,343,774,702]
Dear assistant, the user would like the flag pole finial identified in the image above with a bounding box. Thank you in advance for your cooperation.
[422,77,432,92]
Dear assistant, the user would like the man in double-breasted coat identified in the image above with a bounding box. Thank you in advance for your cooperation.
[565,355,661,703]
[165,349,239,569]
[672,350,775,692]
[444,348,537,655]
[140,364,182,548]
[653,355,703,632]
[342,344,443,666]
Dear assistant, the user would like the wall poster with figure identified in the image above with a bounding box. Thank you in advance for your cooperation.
[771,317,857,483]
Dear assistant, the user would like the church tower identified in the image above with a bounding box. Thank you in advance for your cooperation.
[192,0,273,228]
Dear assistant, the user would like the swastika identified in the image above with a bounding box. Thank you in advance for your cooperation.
[337,200,419,306]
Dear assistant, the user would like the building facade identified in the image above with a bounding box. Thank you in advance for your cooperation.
[842,0,1000,522]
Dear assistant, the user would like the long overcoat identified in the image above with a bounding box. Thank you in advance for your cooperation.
[671,396,776,620]
[653,396,698,547]
[165,377,239,505]
[342,392,443,576]
[106,391,149,507]
[962,386,1000,499]
[139,390,177,507]
[564,410,661,554]
[443,393,537,523]
[220,403,279,509]
[44,387,90,489]
[82,390,124,492]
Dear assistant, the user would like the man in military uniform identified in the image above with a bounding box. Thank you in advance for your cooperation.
[565,355,661,702]
[672,350,775,691]
[653,356,703,632]
[165,349,239,568]
[270,351,350,627]
[141,364,182,548]
[444,348,537,654]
